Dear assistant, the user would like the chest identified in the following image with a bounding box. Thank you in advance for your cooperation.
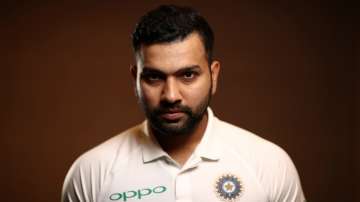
[98,157,268,202]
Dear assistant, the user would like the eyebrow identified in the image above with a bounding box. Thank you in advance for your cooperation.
[142,65,201,75]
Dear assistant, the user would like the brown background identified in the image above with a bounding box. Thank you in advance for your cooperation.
[3,1,359,202]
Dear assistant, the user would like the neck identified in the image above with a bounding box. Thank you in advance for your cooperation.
[150,113,208,166]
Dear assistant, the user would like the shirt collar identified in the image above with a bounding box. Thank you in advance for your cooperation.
[140,107,220,164]
[140,121,169,163]
[194,108,220,161]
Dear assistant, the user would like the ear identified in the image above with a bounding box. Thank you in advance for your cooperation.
[210,60,221,95]
[130,64,137,81]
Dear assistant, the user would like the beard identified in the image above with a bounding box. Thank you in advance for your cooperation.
[139,88,212,137]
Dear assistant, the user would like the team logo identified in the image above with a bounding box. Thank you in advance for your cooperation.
[215,174,243,201]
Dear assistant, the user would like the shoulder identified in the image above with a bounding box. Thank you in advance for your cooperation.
[214,119,285,159]
[61,124,144,202]
[214,118,295,175]
[79,125,142,164]
[214,118,306,201]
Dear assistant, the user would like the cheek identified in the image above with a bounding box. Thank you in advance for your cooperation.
[182,77,211,103]
[139,83,161,106]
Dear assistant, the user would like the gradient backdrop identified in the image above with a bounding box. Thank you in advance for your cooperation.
[3,1,359,202]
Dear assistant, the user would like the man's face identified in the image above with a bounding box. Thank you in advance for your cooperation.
[133,32,220,136]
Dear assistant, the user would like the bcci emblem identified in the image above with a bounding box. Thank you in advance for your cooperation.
[215,174,243,201]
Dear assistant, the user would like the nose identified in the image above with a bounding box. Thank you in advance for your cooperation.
[162,77,181,103]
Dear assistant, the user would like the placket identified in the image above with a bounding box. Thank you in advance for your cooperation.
[174,155,202,202]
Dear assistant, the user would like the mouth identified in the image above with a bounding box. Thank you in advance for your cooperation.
[160,111,184,122]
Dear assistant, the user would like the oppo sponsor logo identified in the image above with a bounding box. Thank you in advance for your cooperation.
[109,185,167,201]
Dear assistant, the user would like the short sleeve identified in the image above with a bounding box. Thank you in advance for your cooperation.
[61,156,102,202]
[266,146,306,202]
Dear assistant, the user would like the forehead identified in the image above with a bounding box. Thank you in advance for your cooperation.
[137,32,208,73]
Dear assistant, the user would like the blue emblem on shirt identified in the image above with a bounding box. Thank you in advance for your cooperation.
[215,174,242,201]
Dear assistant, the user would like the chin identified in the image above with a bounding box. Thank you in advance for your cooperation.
[153,119,196,136]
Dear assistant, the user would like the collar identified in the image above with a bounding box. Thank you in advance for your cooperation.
[140,121,169,163]
[140,107,221,164]
[194,108,220,161]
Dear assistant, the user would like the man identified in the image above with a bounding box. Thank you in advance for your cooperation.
[62,5,305,202]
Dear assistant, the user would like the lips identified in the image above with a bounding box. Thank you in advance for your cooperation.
[160,111,184,121]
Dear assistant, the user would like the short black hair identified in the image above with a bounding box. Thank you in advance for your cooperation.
[132,5,214,63]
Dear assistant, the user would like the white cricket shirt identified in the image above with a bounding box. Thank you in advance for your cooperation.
[62,108,305,202]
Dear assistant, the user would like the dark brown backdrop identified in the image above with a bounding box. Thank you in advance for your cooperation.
[3,1,358,202]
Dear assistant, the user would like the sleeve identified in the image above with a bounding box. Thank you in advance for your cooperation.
[266,146,306,202]
[61,157,100,202]
[60,132,128,202]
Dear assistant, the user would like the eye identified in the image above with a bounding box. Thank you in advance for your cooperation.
[148,74,161,81]
[182,71,196,80]
[184,72,194,78]
[141,72,164,83]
